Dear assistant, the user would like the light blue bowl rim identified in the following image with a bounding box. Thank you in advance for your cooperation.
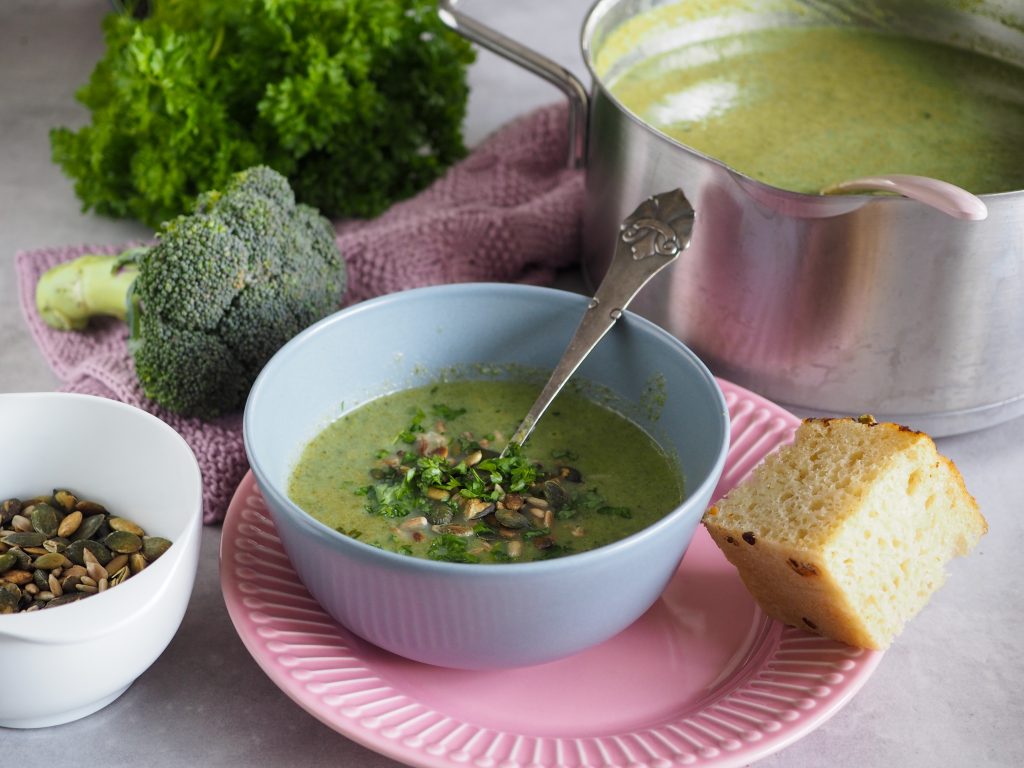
[244,282,730,577]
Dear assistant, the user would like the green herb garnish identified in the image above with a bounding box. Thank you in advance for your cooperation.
[427,534,480,564]
[431,404,467,421]
[353,403,634,563]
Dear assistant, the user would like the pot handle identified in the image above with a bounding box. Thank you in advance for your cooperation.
[822,175,988,221]
[437,0,589,169]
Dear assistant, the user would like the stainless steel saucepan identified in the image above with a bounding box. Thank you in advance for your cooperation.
[439,0,1024,436]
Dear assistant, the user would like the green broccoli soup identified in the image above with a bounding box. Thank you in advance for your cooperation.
[287,379,683,564]
[607,25,1024,195]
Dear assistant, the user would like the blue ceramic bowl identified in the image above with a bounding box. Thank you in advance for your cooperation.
[244,283,729,669]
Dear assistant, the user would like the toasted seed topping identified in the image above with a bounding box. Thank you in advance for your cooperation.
[10,515,33,533]
[0,491,172,613]
[57,510,83,538]
[108,517,145,537]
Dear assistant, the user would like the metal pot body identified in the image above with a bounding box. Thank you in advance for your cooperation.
[583,86,1024,435]
[441,0,1024,435]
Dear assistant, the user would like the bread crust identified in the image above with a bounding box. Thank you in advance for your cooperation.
[703,416,986,649]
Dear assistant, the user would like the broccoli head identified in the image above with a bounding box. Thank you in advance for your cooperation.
[35,166,347,418]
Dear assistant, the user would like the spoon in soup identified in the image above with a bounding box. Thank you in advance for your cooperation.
[505,189,696,450]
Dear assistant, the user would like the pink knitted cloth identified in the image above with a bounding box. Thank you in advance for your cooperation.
[15,104,583,524]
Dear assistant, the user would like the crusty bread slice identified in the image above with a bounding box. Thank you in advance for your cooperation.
[703,416,987,649]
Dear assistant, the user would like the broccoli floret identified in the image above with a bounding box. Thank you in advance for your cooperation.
[35,165,347,418]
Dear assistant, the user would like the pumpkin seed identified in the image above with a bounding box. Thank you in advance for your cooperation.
[47,593,87,607]
[108,516,145,537]
[425,505,454,526]
[52,489,78,513]
[33,553,67,571]
[65,539,111,566]
[0,552,16,573]
[104,531,143,554]
[542,479,569,510]
[29,503,60,538]
[129,553,147,574]
[495,509,529,529]
[0,498,21,526]
[75,500,107,515]
[2,531,45,548]
[70,513,105,542]
[0,589,19,614]
[33,569,50,590]
[7,548,31,569]
[141,536,171,561]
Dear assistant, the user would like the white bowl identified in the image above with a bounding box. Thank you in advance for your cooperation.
[0,393,202,728]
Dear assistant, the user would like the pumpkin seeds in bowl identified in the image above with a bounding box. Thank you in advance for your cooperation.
[0,490,172,614]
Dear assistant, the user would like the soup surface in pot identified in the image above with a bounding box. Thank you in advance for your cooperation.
[608,25,1024,194]
[288,378,683,564]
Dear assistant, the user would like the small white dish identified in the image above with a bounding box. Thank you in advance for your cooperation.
[0,393,202,728]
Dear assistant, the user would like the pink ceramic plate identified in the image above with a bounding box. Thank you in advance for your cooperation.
[220,379,883,768]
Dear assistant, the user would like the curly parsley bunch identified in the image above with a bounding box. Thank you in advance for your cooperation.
[51,0,475,227]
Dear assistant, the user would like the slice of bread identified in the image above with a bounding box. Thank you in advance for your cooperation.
[703,416,987,649]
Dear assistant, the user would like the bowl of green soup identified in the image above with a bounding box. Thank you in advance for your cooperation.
[243,283,729,669]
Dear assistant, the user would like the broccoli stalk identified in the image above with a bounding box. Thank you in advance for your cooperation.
[34,166,347,419]
[36,252,143,330]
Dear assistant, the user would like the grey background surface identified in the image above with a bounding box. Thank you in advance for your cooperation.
[2,1,1021,766]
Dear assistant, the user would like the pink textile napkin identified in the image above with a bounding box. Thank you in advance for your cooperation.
[14,104,584,524]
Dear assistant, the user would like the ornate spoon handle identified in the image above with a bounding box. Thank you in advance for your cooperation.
[507,190,695,449]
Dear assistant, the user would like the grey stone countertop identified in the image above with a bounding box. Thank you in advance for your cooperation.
[2,1,1021,766]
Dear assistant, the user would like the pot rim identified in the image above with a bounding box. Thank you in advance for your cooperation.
[577,0,1024,204]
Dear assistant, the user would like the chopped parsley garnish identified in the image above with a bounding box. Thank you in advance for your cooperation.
[395,407,427,444]
[427,533,480,563]
[352,404,634,563]
[431,403,467,421]
[597,506,632,519]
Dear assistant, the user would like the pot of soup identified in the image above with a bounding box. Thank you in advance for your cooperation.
[439,0,1024,436]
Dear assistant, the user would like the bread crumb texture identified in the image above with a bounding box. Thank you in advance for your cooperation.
[703,417,987,649]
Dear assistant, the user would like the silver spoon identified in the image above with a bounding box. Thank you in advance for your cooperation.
[506,189,696,450]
